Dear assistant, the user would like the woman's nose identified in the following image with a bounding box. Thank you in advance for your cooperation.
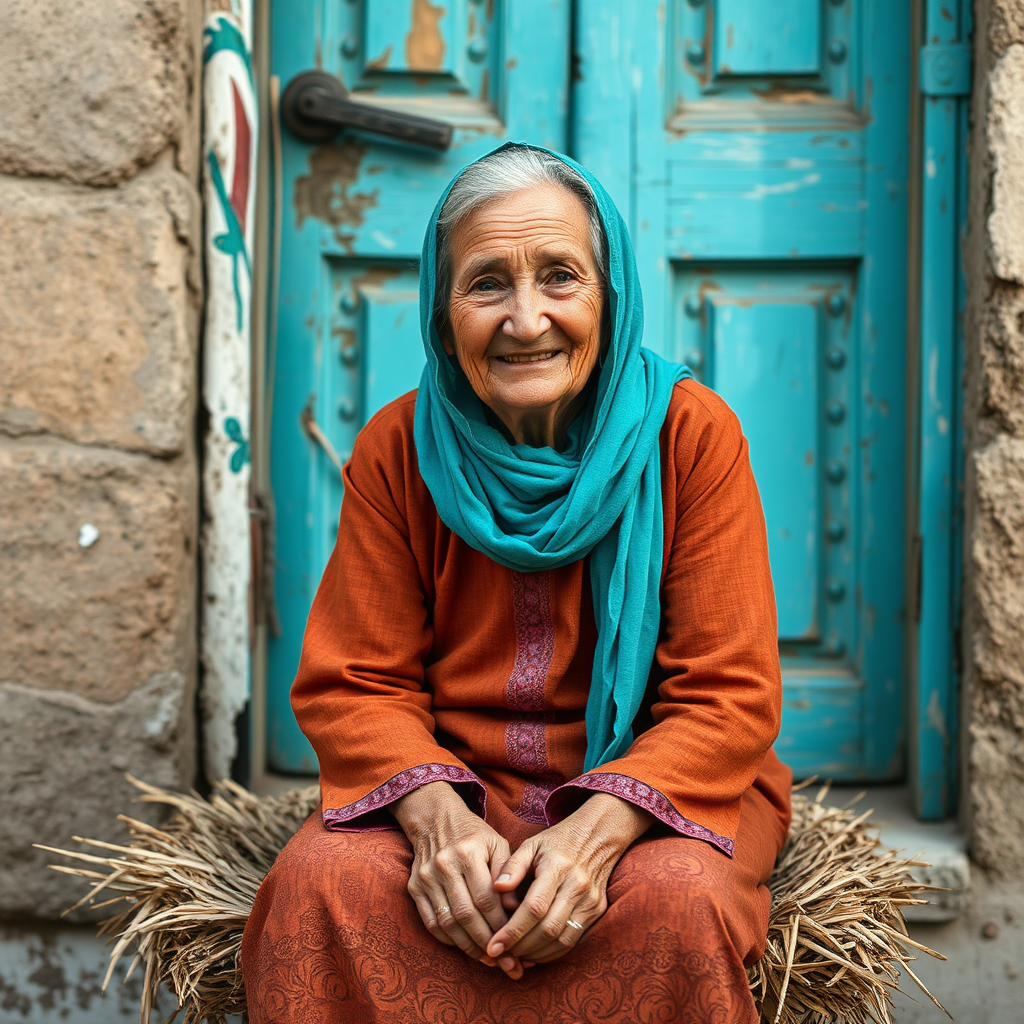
[502,287,551,341]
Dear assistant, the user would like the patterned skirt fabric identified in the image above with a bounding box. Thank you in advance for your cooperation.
[241,782,786,1024]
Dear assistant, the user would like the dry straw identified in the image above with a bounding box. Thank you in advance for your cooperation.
[39,778,948,1024]
[748,782,950,1023]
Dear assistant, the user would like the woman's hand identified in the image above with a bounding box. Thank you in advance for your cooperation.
[487,794,653,969]
[392,782,523,976]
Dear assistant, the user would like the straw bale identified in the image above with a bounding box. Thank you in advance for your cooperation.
[39,779,947,1024]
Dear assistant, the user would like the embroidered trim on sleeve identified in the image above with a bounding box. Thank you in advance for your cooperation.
[322,763,486,830]
[545,772,735,856]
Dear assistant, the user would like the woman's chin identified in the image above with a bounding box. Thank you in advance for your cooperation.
[485,360,579,408]
[487,385,574,420]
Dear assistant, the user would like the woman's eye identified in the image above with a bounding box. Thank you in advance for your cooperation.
[473,279,499,292]
[551,270,574,284]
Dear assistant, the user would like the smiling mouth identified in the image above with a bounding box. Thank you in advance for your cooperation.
[497,351,560,364]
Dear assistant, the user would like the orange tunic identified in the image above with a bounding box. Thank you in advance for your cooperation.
[291,378,790,852]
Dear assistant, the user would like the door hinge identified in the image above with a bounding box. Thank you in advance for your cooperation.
[920,43,972,97]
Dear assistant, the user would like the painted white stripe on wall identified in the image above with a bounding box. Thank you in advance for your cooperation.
[200,1,257,782]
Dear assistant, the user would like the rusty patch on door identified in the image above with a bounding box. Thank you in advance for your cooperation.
[294,141,380,247]
[753,82,831,104]
[406,0,446,72]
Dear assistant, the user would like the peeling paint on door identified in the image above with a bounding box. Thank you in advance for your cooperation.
[406,0,446,72]
[293,142,380,248]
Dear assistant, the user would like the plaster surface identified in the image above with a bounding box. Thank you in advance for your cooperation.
[893,873,1024,1023]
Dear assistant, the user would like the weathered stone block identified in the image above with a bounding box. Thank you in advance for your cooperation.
[0,167,200,456]
[969,722,1024,872]
[0,436,197,704]
[971,435,1024,693]
[0,673,194,920]
[988,45,1024,285]
[967,434,1024,873]
[976,284,1024,437]
[964,10,1024,876]
[990,0,1024,57]
[0,0,196,185]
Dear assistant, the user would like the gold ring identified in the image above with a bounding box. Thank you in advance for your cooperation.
[566,919,584,931]
[436,905,450,916]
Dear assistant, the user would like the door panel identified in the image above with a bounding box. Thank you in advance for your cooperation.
[671,0,854,109]
[577,0,909,780]
[268,0,571,772]
[713,300,821,640]
[666,132,865,258]
[341,0,503,120]
[713,0,822,77]
[676,267,857,652]
[360,286,423,420]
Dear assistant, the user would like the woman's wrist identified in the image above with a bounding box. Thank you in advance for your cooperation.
[391,781,468,838]
[568,792,654,855]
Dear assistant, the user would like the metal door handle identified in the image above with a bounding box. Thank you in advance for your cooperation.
[281,70,452,151]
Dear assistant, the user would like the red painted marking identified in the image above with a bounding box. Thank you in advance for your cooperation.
[230,78,252,234]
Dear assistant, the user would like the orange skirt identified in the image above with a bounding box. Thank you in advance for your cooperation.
[241,769,788,1024]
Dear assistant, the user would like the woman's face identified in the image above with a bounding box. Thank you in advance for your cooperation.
[444,183,604,448]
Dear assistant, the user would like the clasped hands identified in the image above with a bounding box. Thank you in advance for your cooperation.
[391,781,652,980]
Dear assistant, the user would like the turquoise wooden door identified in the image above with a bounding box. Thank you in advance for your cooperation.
[268,0,910,781]
[576,0,909,780]
[268,0,572,771]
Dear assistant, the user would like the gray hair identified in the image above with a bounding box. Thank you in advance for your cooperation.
[433,145,608,335]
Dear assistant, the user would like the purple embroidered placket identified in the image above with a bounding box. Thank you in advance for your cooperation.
[504,572,559,823]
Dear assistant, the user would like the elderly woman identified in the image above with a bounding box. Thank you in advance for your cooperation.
[242,143,792,1023]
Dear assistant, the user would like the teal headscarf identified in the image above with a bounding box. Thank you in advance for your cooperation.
[414,143,692,771]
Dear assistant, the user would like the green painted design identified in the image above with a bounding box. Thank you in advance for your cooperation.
[203,16,254,85]
[207,149,251,332]
[225,416,250,473]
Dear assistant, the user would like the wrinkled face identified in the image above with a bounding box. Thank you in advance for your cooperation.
[444,184,604,441]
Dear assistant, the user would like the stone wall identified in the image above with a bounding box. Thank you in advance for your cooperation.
[963,0,1024,874]
[0,0,203,918]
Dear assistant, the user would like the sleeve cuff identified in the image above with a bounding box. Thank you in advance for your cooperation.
[322,763,487,832]
[545,771,735,857]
